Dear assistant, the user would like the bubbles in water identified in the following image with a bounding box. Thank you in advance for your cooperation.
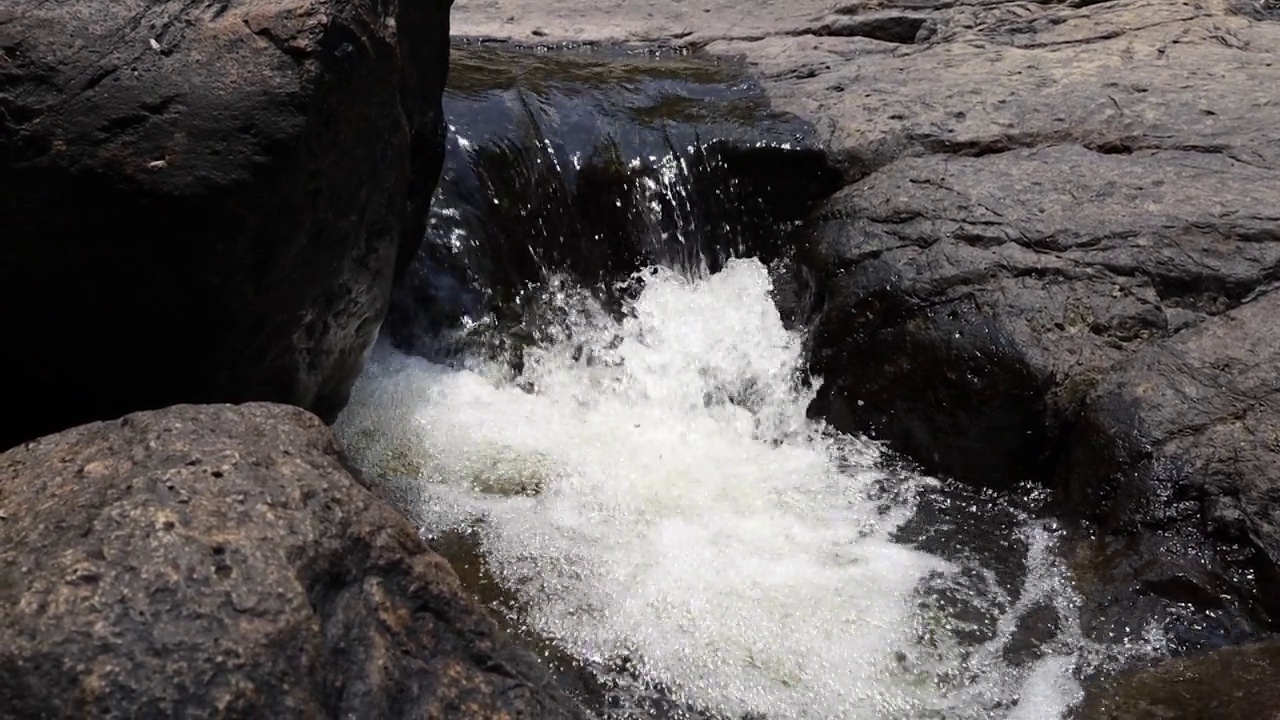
[340,260,1105,719]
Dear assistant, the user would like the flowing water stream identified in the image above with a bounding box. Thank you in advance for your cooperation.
[336,44,1162,719]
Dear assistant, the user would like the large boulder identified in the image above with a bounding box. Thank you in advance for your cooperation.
[788,0,1280,643]
[0,403,585,718]
[0,0,450,449]
[743,0,1280,642]
[804,143,1278,491]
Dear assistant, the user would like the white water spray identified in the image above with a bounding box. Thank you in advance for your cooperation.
[337,259,1118,719]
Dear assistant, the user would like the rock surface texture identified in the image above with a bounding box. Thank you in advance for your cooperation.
[774,0,1280,646]
[0,0,450,449]
[452,0,1280,677]
[1079,638,1280,720]
[0,403,585,718]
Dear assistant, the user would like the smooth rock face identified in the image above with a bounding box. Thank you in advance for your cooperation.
[0,0,450,449]
[0,403,585,719]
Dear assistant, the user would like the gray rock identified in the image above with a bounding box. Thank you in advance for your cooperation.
[787,0,1280,639]
[452,0,839,45]
[0,403,586,719]
[0,0,450,449]
[806,143,1279,489]
[707,0,1280,178]
[1064,289,1280,627]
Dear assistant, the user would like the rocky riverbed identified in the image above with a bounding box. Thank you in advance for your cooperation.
[451,0,1280,712]
[2,0,1278,716]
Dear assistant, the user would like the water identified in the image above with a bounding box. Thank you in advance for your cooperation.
[384,43,840,351]
[338,44,1162,719]
[339,260,1146,718]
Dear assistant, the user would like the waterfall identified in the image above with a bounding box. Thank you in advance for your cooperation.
[337,43,1162,720]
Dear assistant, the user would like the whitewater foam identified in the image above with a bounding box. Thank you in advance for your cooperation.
[338,259,1093,719]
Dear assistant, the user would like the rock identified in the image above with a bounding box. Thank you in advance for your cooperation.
[1003,603,1062,668]
[786,0,1280,642]
[785,0,1280,641]
[1064,289,1280,630]
[705,0,1280,178]
[452,0,841,45]
[805,143,1279,489]
[0,403,585,719]
[1077,638,1280,720]
[0,0,451,449]
[1067,531,1262,652]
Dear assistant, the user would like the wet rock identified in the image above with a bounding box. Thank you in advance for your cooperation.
[1067,532,1260,652]
[1077,638,1280,720]
[758,0,1280,644]
[1064,289,1280,631]
[1003,603,1061,667]
[805,143,1279,489]
[0,403,586,719]
[798,140,1280,640]
[386,44,839,350]
[0,0,450,449]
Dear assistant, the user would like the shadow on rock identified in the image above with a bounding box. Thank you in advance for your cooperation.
[0,0,450,449]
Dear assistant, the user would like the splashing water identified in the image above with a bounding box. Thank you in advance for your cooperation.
[336,259,1134,719]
